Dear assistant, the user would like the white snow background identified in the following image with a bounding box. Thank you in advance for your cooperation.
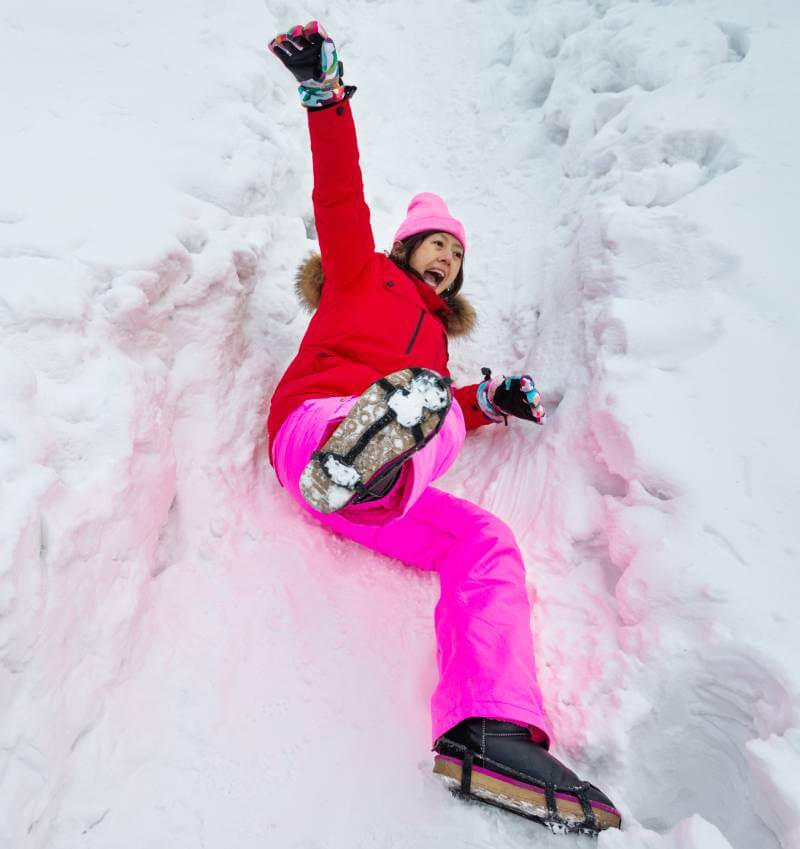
[1,0,799,847]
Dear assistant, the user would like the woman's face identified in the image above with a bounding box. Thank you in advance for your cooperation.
[406,232,464,295]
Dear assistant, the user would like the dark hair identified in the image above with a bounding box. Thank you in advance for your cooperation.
[387,230,465,302]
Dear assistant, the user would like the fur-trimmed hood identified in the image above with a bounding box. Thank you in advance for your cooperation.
[294,253,477,338]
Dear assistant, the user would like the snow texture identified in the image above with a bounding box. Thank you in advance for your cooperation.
[387,373,449,427]
[1,1,799,847]
[321,456,361,490]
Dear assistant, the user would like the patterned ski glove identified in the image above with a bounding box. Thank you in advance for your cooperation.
[268,21,353,109]
[477,367,546,426]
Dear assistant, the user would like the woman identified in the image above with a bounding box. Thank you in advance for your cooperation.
[266,21,621,835]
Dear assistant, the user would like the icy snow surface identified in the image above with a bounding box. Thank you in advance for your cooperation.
[2,0,799,847]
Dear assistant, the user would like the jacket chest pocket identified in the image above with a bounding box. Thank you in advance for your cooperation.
[384,278,428,356]
[405,308,425,355]
[383,277,447,360]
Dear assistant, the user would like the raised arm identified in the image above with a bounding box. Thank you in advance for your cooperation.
[307,97,375,287]
[269,21,374,288]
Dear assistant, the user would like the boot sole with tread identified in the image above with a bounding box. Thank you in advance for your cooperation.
[300,368,452,514]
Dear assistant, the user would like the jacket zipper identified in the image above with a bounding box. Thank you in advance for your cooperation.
[405,308,425,355]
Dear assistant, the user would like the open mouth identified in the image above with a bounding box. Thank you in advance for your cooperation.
[423,268,446,286]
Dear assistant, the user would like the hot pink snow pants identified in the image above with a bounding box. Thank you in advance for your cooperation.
[272,396,552,747]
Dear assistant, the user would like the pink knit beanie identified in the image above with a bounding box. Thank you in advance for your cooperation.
[393,193,466,251]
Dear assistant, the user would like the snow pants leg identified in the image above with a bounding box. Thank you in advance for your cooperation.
[271,396,552,747]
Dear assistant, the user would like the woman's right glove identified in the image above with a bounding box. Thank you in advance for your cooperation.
[477,367,547,426]
[268,21,352,109]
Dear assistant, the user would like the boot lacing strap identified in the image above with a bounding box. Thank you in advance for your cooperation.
[544,783,558,820]
[460,750,474,795]
[341,407,398,464]
[575,782,599,831]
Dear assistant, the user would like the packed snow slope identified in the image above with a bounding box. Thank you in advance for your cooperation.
[2,1,799,847]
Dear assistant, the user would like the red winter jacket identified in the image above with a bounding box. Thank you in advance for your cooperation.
[267,98,492,461]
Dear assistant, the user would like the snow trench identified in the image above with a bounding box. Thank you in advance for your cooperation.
[1,1,799,847]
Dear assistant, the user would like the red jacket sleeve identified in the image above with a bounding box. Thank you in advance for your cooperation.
[453,383,496,431]
[307,98,374,289]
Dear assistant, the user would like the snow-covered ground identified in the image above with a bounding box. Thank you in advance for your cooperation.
[2,1,799,847]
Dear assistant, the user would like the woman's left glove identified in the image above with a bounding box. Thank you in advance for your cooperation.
[477,367,546,425]
[267,21,351,109]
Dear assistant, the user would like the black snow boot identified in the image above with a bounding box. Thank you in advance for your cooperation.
[433,718,621,835]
